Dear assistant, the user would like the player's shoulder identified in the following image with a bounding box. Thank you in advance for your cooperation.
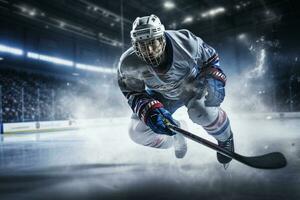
[165,29,201,42]
[118,47,147,78]
[165,29,201,57]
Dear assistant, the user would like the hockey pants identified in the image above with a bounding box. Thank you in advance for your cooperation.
[128,95,232,149]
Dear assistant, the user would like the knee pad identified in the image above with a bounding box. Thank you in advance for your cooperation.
[186,98,231,141]
[187,98,218,126]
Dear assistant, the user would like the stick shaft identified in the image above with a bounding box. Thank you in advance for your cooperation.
[168,124,237,159]
[167,124,287,169]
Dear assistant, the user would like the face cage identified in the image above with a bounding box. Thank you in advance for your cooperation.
[133,36,166,66]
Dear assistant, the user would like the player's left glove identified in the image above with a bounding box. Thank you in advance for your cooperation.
[204,78,225,107]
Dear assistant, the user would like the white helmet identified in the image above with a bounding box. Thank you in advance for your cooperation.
[130,15,166,66]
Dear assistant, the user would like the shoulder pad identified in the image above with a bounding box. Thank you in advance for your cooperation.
[165,29,199,58]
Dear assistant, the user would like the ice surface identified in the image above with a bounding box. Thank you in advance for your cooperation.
[0,116,299,200]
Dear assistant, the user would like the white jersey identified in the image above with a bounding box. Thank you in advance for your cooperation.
[118,29,219,100]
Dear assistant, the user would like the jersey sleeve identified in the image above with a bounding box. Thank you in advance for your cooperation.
[118,54,162,122]
[196,36,226,85]
[197,38,220,68]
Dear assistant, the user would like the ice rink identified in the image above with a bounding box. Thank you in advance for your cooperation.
[0,1,298,200]
[0,111,299,200]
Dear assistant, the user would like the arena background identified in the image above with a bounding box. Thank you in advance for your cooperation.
[0,1,299,200]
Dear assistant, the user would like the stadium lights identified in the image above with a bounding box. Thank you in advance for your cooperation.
[237,33,250,45]
[19,6,37,17]
[76,63,115,74]
[38,54,72,66]
[201,7,226,18]
[27,52,115,74]
[0,43,114,74]
[237,33,247,40]
[235,5,241,10]
[59,21,66,28]
[20,6,27,12]
[168,22,177,29]
[27,52,73,66]
[182,16,193,24]
[111,41,122,47]
[0,44,23,55]
[93,6,98,11]
[29,10,36,16]
[164,1,175,10]
[235,1,251,10]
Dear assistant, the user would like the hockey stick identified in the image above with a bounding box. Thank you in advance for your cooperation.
[166,123,287,169]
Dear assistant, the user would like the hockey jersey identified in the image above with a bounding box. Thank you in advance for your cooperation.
[118,29,220,116]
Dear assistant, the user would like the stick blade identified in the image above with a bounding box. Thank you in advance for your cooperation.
[239,152,287,169]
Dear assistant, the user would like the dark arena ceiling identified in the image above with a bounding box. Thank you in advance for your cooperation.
[0,0,298,48]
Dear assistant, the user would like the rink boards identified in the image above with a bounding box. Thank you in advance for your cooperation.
[1,111,300,135]
[1,117,128,134]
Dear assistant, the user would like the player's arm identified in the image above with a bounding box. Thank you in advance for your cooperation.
[117,70,151,120]
[118,70,176,135]
[197,40,227,107]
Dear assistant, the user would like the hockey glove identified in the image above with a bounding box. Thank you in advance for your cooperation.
[145,107,177,136]
[137,100,177,135]
[204,78,225,107]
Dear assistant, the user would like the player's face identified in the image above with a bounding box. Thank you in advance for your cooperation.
[137,38,164,60]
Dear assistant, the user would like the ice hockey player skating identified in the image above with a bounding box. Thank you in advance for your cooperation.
[118,14,234,168]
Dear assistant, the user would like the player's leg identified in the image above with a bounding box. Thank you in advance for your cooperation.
[128,113,173,149]
[128,90,187,158]
[186,97,234,164]
[128,113,187,158]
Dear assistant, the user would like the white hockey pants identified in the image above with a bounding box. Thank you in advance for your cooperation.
[128,97,232,149]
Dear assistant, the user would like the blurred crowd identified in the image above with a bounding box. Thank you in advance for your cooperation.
[1,67,299,123]
[0,69,127,123]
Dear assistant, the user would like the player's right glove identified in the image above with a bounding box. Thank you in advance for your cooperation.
[145,107,177,136]
[138,100,177,136]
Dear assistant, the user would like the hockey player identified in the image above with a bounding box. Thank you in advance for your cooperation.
[118,14,234,167]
